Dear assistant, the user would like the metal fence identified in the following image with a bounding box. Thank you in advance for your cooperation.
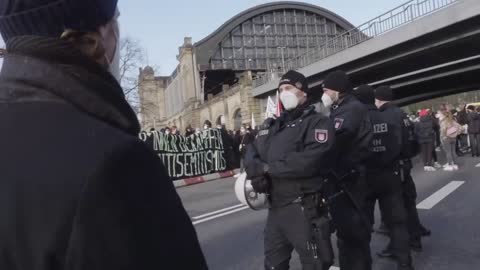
[253,0,459,88]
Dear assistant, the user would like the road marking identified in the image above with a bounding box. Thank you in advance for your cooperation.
[476,163,480,168]
[193,206,249,225]
[417,181,465,210]
[192,204,245,220]
[330,267,340,270]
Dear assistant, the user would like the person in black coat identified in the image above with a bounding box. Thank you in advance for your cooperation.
[322,71,374,270]
[0,1,207,269]
[415,109,437,170]
[467,106,480,157]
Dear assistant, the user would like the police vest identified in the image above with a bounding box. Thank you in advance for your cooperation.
[367,105,401,168]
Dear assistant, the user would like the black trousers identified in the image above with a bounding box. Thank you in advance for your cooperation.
[264,203,332,270]
[469,133,480,156]
[365,170,411,265]
[420,143,434,166]
[328,174,372,270]
[402,171,424,243]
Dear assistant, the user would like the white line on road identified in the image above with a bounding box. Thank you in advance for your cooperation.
[192,204,245,220]
[417,181,465,210]
[476,163,480,168]
[330,267,340,270]
[193,206,249,225]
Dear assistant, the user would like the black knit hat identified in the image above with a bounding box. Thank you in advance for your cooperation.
[322,70,353,93]
[354,84,375,105]
[0,0,118,42]
[375,86,394,102]
[279,70,310,94]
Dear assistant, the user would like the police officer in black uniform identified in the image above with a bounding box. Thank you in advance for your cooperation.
[373,86,428,256]
[321,71,373,270]
[245,70,337,270]
[355,85,414,270]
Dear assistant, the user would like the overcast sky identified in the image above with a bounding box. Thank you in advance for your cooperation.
[119,0,407,76]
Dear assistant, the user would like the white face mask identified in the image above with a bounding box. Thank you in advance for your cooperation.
[322,94,334,109]
[204,125,209,130]
[375,100,383,109]
[165,131,170,135]
[280,91,299,111]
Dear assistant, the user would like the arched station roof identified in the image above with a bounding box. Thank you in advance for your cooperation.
[194,1,355,71]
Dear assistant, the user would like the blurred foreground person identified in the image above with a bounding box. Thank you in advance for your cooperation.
[0,1,207,269]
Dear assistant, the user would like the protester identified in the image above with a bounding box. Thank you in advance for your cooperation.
[415,109,437,171]
[204,120,212,129]
[185,124,195,136]
[0,0,207,269]
[455,105,469,156]
[171,125,179,135]
[165,127,171,135]
[438,110,463,171]
[238,125,255,171]
[467,106,480,157]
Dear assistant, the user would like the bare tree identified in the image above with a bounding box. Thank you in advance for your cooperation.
[119,37,144,110]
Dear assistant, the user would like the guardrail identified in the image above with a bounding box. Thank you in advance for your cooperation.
[253,0,459,88]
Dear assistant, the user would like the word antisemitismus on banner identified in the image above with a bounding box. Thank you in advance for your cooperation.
[139,129,227,179]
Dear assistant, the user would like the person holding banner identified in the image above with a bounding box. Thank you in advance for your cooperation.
[245,70,337,270]
[0,0,207,269]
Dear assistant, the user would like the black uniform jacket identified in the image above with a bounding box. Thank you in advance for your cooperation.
[364,104,402,170]
[0,36,207,270]
[245,106,336,208]
[329,95,373,173]
[378,102,418,160]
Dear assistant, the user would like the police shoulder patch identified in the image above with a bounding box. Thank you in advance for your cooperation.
[315,129,328,143]
[334,118,344,130]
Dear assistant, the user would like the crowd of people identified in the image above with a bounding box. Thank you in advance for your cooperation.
[148,119,258,170]
[412,104,480,171]
[1,0,478,269]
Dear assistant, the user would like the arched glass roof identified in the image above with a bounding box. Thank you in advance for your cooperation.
[210,9,348,71]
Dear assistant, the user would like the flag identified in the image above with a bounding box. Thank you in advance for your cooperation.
[266,96,276,118]
[251,113,256,129]
[276,91,283,117]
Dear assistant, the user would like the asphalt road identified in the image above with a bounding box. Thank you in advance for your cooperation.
[177,155,480,270]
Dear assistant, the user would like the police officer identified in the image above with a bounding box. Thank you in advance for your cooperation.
[321,71,373,270]
[374,86,430,254]
[355,85,414,270]
[245,70,337,270]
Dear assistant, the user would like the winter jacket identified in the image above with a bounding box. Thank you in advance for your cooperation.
[440,118,463,141]
[456,109,469,125]
[414,116,436,144]
[0,36,207,270]
[245,106,336,208]
[467,112,480,134]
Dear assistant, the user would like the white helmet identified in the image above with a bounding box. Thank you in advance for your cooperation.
[234,172,269,210]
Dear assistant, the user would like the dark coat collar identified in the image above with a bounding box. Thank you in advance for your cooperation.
[0,36,140,135]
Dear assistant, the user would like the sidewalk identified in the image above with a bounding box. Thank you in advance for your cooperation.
[174,169,241,188]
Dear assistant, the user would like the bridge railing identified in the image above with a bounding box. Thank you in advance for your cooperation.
[253,0,458,88]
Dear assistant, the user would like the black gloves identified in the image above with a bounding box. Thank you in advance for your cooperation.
[251,176,270,194]
[251,163,271,194]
